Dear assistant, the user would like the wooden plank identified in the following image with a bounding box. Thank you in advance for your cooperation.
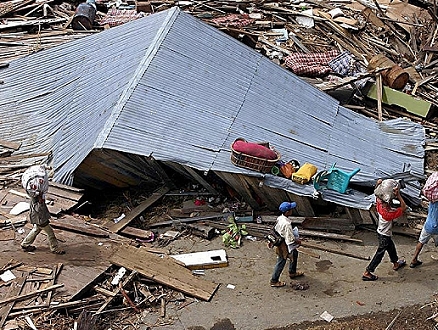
[182,165,218,195]
[376,73,383,121]
[367,83,432,117]
[14,264,60,311]
[8,297,104,318]
[120,226,154,240]
[301,217,355,232]
[148,213,229,228]
[0,274,26,328]
[110,245,219,301]
[44,263,63,307]
[0,17,66,31]
[49,181,84,193]
[181,223,216,240]
[94,286,117,297]
[0,284,63,306]
[0,139,21,150]
[109,185,170,233]
[50,217,110,238]
[47,185,84,202]
[300,229,362,243]
[215,172,260,210]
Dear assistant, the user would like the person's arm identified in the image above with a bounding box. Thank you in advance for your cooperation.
[394,186,407,213]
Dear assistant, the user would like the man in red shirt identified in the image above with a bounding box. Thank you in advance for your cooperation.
[362,179,407,281]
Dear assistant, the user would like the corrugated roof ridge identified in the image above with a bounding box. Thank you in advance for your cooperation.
[94,7,181,148]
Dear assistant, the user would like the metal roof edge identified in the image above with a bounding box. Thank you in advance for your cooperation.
[94,7,181,148]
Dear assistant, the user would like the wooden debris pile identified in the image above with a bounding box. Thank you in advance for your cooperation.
[0,0,437,121]
[0,259,203,330]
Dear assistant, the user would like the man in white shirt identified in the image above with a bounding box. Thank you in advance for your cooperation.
[270,201,304,287]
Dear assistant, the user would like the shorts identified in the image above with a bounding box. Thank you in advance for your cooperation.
[418,226,438,246]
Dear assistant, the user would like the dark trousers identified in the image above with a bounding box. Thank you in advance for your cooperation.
[271,248,298,283]
[366,233,399,273]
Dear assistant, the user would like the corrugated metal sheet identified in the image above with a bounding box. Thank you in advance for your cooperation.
[0,9,173,184]
[0,6,425,208]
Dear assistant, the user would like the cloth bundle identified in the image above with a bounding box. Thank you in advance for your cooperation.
[423,172,438,202]
[284,50,339,77]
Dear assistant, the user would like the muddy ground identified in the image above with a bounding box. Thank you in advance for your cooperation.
[4,206,438,330]
[5,165,438,330]
[134,228,438,330]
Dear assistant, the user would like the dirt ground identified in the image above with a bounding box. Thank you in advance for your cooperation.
[4,172,438,330]
[135,228,438,330]
[3,213,438,330]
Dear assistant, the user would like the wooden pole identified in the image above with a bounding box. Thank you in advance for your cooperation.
[302,242,370,260]
[0,284,63,306]
[376,73,383,121]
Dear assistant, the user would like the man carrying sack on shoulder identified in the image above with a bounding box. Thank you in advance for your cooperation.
[269,201,304,287]
[20,165,65,255]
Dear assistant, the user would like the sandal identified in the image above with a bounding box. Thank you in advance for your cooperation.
[362,273,378,281]
[270,281,286,287]
[52,248,65,255]
[393,259,406,271]
[289,271,304,279]
[21,245,36,252]
[410,260,423,268]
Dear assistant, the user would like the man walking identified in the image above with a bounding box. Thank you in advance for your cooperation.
[410,172,438,268]
[20,165,65,254]
[270,201,303,287]
[362,179,406,281]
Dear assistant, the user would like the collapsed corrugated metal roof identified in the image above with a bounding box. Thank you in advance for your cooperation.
[0,6,425,208]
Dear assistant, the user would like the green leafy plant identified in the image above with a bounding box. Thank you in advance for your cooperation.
[221,214,249,248]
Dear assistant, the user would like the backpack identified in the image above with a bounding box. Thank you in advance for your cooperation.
[266,227,284,246]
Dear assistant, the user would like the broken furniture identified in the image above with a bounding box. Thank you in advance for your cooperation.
[313,163,360,194]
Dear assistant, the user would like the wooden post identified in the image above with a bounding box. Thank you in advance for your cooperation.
[376,73,383,121]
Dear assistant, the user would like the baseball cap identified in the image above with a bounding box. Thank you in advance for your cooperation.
[279,201,297,213]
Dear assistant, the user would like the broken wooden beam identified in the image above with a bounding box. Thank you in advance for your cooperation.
[0,284,63,306]
[109,185,170,233]
[110,245,219,301]
[50,219,110,238]
[95,271,138,315]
